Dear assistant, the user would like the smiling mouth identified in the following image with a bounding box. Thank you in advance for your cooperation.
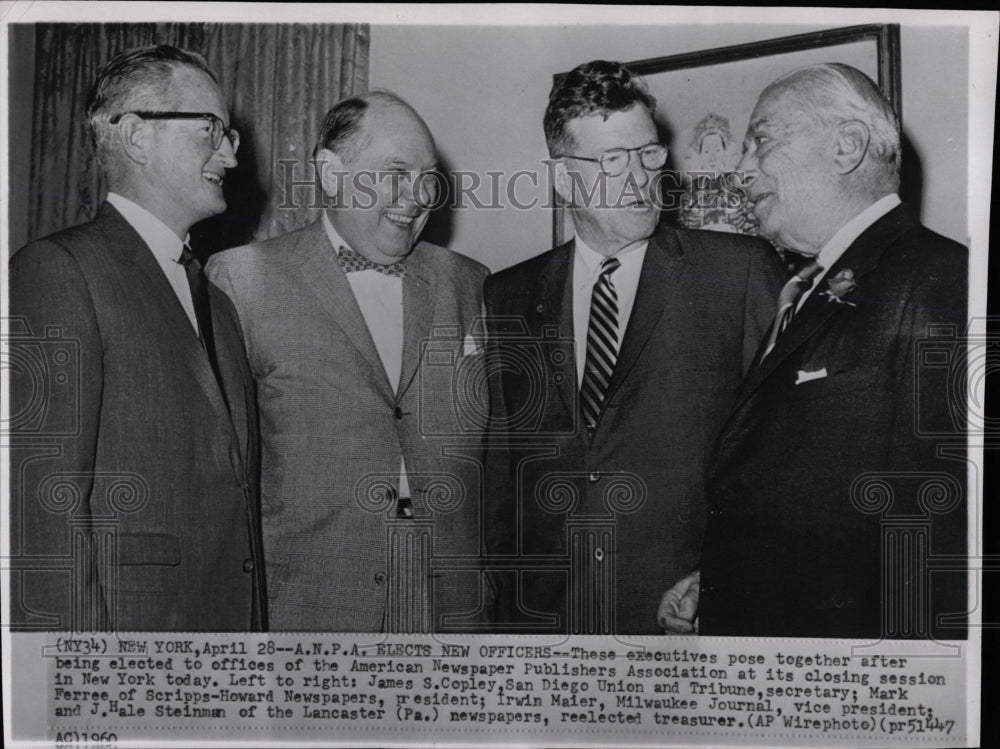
[203,172,224,186]
[385,210,417,228]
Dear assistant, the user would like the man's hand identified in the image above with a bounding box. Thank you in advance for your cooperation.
[658,570,700,633]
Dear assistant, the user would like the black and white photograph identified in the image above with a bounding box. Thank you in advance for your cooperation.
[2,3,994,747]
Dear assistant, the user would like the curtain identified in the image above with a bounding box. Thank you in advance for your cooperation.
[28,23,369,252]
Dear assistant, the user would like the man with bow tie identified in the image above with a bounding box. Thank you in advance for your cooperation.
[208,91,496,632]
[660,63,968,639]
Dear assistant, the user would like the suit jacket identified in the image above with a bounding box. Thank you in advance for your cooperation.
[9,204,266,632]
[207,219,495,632]
[700,204,969,639]
[484,222,784,634]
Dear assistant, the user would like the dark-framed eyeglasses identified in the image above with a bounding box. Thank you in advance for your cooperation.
[559,142,668,177]
[109,111,240,152]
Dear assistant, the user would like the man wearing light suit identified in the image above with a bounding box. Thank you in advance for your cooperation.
[9,45,266,631]
[660,64,968,639]
[208,92,495,632]
[484,60,784,634]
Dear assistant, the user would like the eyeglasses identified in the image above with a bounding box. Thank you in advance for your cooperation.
[109,111,240,152]
[559,143,668,177]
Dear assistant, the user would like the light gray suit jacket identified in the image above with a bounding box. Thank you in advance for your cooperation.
[207,218,495,632]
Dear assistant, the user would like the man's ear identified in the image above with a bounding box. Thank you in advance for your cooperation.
[552,159,575,206]
[833,120,870,175]
[116,114,150,165]
[316,148,347,201]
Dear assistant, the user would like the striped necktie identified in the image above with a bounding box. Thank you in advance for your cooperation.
[581,256,621,435]
[761,259,822,360]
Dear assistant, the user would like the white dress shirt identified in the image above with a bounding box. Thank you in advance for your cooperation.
[323,212,411,497]
[106,192,200,333]
[798,193,901,310]
[572,236,648,386]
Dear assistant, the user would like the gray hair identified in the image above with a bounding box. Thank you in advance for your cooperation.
[85,45,219,170]
[766,63,900,187]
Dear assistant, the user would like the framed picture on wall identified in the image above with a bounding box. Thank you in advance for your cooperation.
[552,24,901,246]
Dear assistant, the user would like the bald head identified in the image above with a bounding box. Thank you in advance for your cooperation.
[314,90,433,164]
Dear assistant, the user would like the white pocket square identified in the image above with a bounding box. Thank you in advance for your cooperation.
[462,333,481,356]
[795,367,828,385]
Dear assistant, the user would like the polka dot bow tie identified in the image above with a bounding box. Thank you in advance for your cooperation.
[337,245,406,278]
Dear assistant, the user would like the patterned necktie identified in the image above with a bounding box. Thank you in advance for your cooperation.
[761,259,823,360]
[178,244,220,381]
[337,245,406,278]
[581,256,621,435]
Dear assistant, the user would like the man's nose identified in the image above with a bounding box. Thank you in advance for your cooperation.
[735,149,756,176]
[217,137,238,169]
[389,173,417,206]
[628,153,651,187]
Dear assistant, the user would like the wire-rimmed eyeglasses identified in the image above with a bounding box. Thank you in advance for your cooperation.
[558,142,668,177]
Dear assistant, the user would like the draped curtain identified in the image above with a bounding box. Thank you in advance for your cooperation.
[28,23,369,252]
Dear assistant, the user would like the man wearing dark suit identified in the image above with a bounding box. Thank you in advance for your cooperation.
[660,63,968,639]
[484,60,784,634]
[208,92,495,632]
[9,45,266,631]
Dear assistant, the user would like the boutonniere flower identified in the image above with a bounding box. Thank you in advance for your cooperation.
[818,269,857,306]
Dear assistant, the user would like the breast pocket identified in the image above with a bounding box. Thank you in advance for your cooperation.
[786,366,882,402]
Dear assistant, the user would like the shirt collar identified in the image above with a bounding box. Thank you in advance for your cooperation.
[816,193,901,272]
[574,234,648,277]
[322,211,352,256]
[106,192,188,263]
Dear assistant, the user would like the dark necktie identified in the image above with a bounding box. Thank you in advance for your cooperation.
[337,245,406,278]
[581,256,621,435]
[761,259,823,360]
[179,244,220,381]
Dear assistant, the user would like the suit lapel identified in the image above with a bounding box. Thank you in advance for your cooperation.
[398,243,438,398]
[602,228,680,407]
[293,219,394,397]
[730,203,914,412]
[96,205,237,432]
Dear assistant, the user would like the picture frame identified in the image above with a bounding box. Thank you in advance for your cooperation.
[552,24,902,245]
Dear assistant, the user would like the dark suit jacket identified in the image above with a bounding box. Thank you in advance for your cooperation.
[700,204,969,639]
[208,219,495,632]
[484,222,784,634]
[9,204,266,632]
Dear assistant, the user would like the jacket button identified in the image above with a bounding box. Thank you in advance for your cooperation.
[394,406,404,420]
[588,471,601,483]
[374,571,387,585]
[242,559,254,573]
[701,583,715,594]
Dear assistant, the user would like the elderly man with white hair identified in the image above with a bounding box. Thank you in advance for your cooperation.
[660,63,968,639]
